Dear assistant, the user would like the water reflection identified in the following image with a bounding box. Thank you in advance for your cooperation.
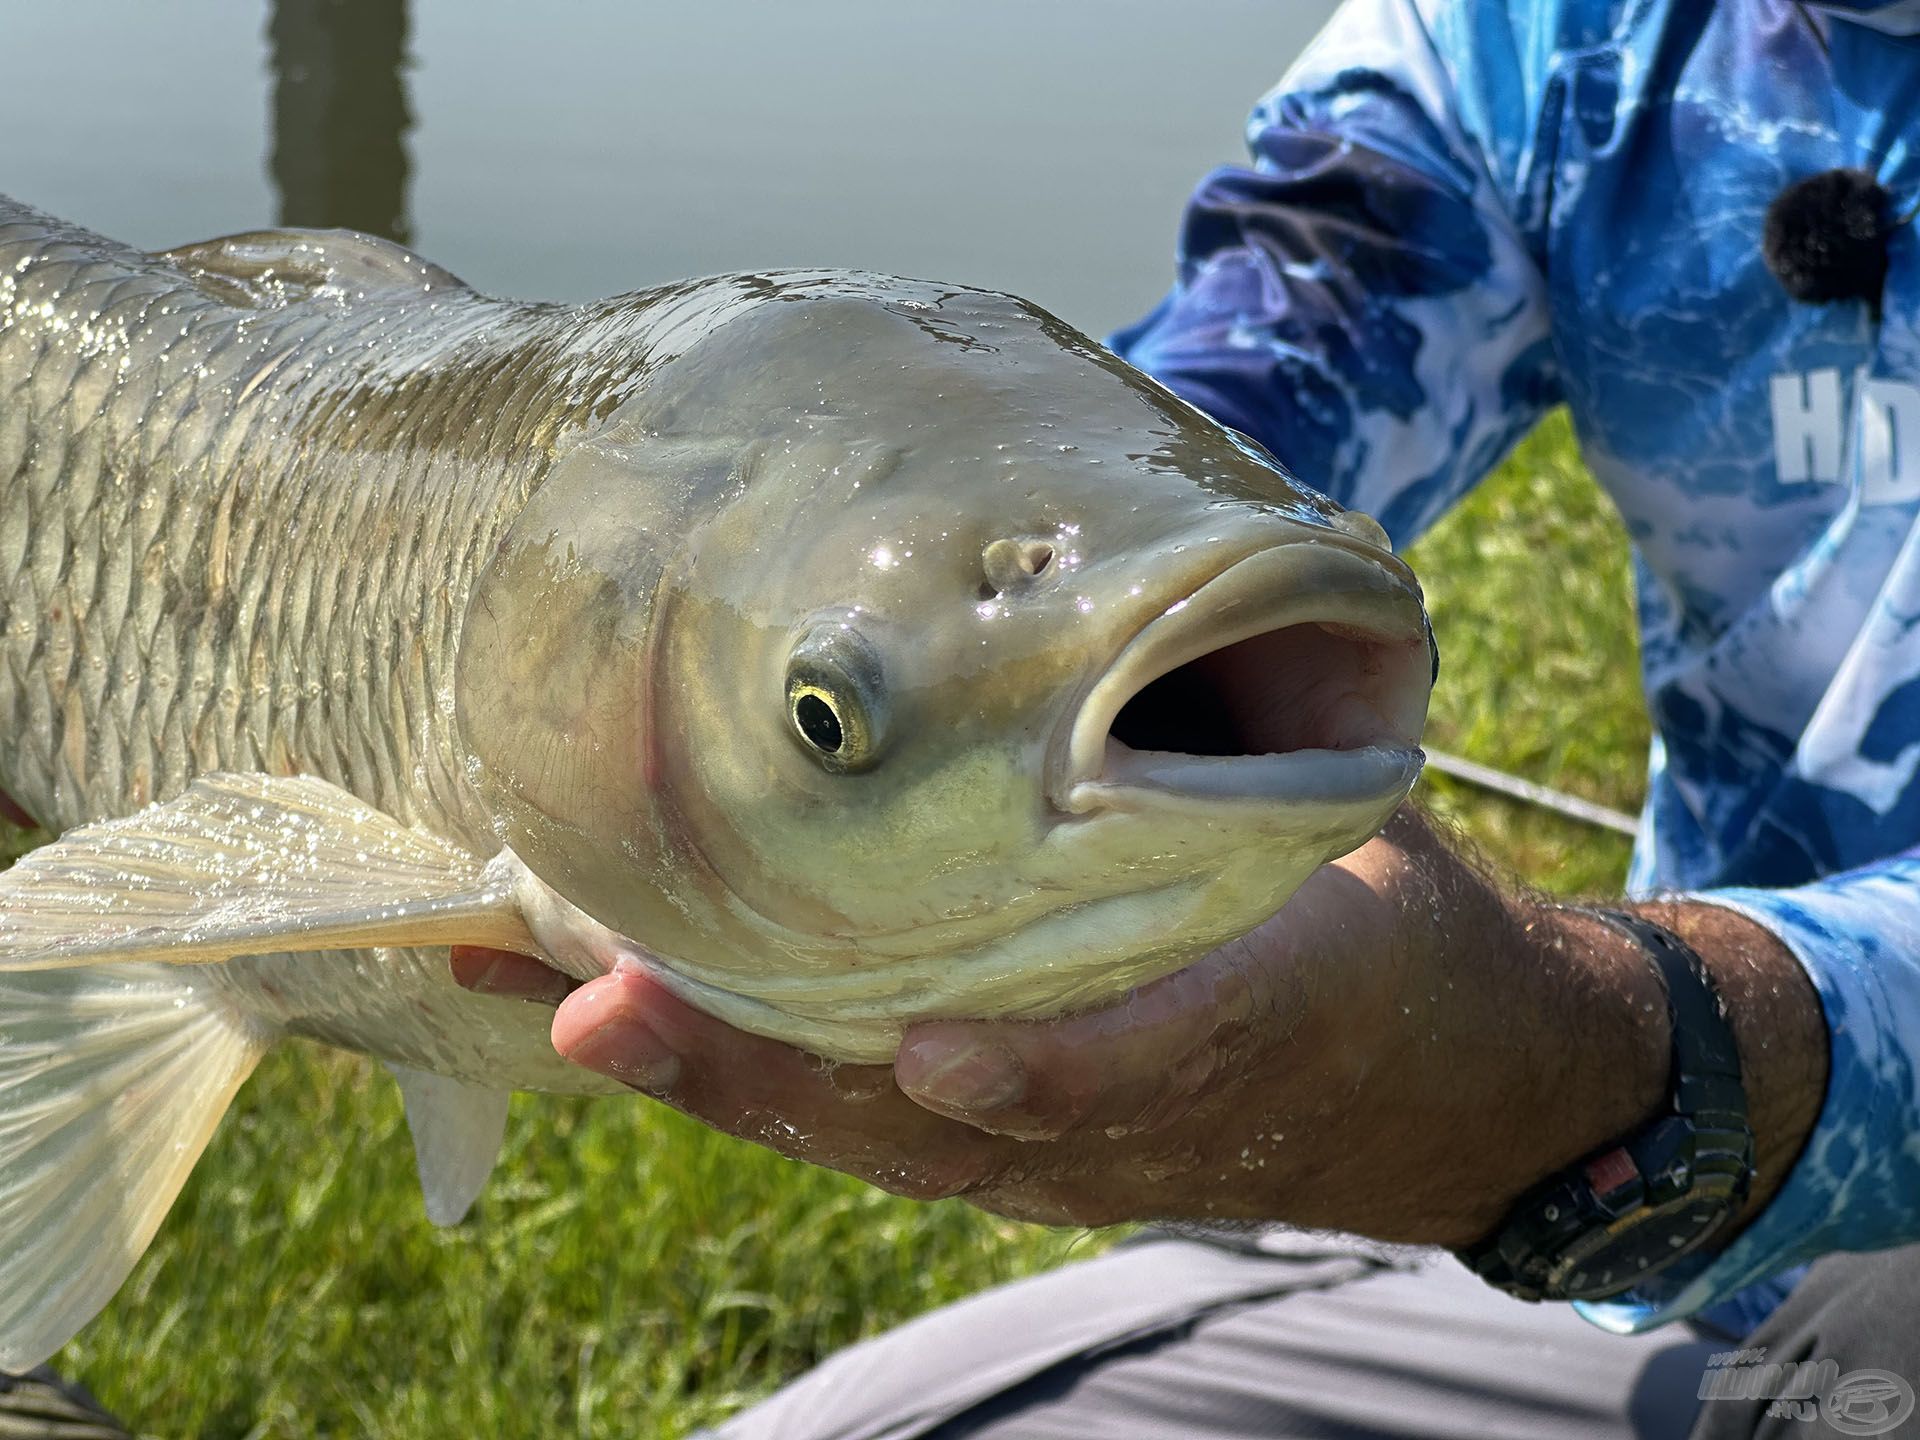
[2,1,1337,330]
[268,0,413,243]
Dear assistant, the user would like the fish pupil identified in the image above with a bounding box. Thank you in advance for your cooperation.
[795,693,844,753]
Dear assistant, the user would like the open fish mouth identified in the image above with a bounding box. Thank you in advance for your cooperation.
[1055,539,1435,817]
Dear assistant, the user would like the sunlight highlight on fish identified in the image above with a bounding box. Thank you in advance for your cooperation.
[0,196,1433,1367]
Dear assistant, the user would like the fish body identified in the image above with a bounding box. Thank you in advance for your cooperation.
[0,204,670,1097]
[0,197,1434,1366]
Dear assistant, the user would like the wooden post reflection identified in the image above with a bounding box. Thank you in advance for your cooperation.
[268,0,413,243]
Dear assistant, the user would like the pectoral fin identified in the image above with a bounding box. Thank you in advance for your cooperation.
[387,1064,511,1227]
[0,773,534,970]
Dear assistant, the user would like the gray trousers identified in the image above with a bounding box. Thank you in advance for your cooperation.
[707,1232,1736,1440]
[10,1234,1916,1437]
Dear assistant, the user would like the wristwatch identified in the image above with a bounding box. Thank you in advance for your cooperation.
[1454,908,1755,1303]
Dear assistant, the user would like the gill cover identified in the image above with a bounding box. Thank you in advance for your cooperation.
[457,381,741,966]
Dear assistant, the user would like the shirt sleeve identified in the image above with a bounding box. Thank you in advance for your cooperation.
[1577,865,1920,1333]
[1108,0,1563,550]
[1121,0,1920,1333]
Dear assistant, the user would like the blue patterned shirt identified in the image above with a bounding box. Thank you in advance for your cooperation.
[1113,0,1920,1334]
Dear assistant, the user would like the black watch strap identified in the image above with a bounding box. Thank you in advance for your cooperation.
[1455,908,1754,1302]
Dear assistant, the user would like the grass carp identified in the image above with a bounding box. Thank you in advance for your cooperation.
[0,196,1433,1367]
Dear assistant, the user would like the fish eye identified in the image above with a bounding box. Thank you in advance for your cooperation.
[790,688,845,754]
[784,622,887,772]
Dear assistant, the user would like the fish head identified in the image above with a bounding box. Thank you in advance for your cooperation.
[459,274,1435,1058]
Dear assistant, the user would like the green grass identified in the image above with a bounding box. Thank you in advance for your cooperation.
[1409,410,1651,896]
[59,1061,1095,1439]
[23,410,1648,1438]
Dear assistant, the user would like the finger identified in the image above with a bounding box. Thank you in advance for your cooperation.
[553,967,1012,1201]
[895,937,1293,1140]
[449,944,577,1006]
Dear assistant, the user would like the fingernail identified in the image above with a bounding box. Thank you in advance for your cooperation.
[901,1041,1026,1113]
[559,1016,682,1095]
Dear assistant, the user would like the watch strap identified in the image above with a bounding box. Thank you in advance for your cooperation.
[1456,908,1753,1302]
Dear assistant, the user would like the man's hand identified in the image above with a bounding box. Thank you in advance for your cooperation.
[454,808,1827,1248]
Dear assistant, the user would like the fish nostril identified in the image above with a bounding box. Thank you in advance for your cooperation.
[981,537,1056,597]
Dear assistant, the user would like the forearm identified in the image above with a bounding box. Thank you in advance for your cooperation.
[1479,891,1827,1246]
[516,802,1842,1310]
[1327,810,1826,1252]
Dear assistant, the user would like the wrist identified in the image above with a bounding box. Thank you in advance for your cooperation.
[1630,900,1826,1237]
[1459,906,1767,1300]
[1296,814,1672,1247]
[1452,897,1826,1267]
[1430,894,1673,1248]
[1530,903,1676,1157]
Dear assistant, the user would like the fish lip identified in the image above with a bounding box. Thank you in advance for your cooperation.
[1049,537,1433,815]
[1068,741,1428,816]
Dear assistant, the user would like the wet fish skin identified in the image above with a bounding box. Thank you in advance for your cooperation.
[457,280,1432,1057]
[0,195,1434,1075]
[1,203,629,840]
[0,201,682,1092]
[0,195,1433,1370]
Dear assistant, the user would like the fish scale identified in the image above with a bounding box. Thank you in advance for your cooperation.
[0,195,1435,1370]
[2,205,561,835]
[0,200,644,1088]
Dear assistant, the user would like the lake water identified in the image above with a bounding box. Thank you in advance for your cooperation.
[2,0,1338,336]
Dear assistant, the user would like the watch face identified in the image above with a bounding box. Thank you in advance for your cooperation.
[1550,1192,1738,1301]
